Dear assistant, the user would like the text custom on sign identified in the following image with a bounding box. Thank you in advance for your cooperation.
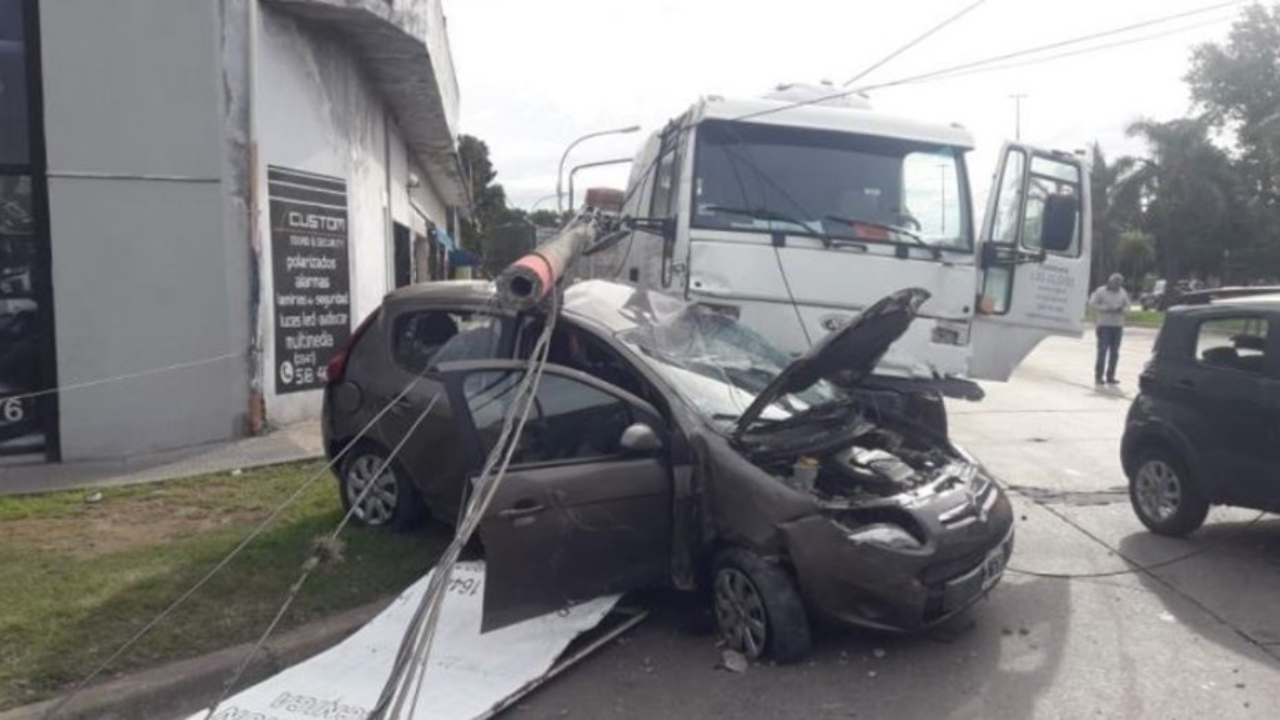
[268,167,352,394]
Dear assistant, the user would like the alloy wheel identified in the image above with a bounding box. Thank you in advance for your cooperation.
[345,454,399,526]
[1135,459,1181,523]
[714,567,769,659]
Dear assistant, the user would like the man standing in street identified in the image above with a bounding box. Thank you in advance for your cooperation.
[1089,273,1131,385]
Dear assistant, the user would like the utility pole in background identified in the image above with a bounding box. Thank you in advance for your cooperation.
[1009,93,1028,141]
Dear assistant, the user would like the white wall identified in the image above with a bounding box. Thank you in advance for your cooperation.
[256,8,449,426]
[40,0,249,460]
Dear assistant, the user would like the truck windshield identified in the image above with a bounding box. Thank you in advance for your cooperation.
[692,119,970,252]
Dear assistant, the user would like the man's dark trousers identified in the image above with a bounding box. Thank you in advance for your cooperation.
[1096,325,1122,382]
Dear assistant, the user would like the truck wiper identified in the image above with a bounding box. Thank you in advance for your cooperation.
[704,205,815,234]
[823,215,941,259]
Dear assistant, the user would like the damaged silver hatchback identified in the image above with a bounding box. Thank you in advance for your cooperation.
[326,279,1013,662]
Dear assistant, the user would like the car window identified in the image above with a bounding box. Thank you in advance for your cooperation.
[464,370,634,465]
[391,311,503,374]
[1196,316,1269,375]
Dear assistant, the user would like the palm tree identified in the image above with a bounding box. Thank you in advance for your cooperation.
[1088,143,1141,288]
[1116,118,1242,282]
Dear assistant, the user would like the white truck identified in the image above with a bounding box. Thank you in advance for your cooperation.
[580,85,1090,397]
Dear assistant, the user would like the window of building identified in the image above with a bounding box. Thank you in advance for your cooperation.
[0,0,29,166]
[1196,316,1269,374]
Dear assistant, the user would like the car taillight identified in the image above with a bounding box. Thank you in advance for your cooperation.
[325,310,378,386]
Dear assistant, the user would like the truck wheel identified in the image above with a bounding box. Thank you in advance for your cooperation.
[1129,447,1208,537]
[712,549,812,663]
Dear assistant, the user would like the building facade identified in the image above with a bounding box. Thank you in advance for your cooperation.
[0,0,467,463]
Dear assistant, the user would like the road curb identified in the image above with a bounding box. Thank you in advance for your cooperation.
[0,598,391,720]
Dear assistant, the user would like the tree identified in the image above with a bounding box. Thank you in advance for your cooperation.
[1115,230,1156,282]
[1186,3,1280,281]
[457,134,508,255]
[1187,3,1280,204]
[1117,118,1243,281]
[1088,143,1142,288]
[456,134,533,270]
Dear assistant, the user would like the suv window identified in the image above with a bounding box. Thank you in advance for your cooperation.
[392,311,502,374]
[1196,316,1269,375]
[464,371,634,465]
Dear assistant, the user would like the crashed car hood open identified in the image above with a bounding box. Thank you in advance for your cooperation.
[733,288,930,437]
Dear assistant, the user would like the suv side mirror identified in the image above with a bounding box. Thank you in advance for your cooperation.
[1040,194,1078,254]
[620,422,662,453]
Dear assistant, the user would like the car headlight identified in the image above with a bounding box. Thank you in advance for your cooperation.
[847,523,922,550]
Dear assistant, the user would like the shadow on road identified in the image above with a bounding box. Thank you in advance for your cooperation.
[1120,515,1280,656]
[543,576,1073,719]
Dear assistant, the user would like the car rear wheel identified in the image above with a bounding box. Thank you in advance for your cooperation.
[1129,448,1208,537]
[712,549,811,663]
[340,447,425,531]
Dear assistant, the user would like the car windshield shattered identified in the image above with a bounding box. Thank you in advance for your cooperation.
[615,304,836,424]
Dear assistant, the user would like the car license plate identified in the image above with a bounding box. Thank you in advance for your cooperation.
[980,543,1007,592]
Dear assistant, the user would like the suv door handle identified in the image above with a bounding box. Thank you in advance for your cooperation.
[388,396,415,415]
[1175,379,1196,390]
[498,502,546,519]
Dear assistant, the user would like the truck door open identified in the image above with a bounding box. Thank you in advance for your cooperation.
[970,143,1091,381]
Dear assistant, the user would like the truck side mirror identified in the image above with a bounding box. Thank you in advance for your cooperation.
[1040,194,1078,254]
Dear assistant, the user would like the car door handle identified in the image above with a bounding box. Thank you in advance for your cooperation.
[1175,379,1196,390]
[388,396,415,415]
[497,502,546,519]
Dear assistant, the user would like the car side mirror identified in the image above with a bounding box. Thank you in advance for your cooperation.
[620,422,662,453]
[1040,194,1078,254]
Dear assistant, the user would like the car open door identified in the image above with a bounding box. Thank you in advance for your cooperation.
[970,144,1091,381]
[440,360,673,632]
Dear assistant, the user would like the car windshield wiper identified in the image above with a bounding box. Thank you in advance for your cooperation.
[703,205,816,234]
[823,215,941,259]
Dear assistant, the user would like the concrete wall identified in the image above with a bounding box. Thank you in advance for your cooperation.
[40,0,250,460]
[256,8,449,426]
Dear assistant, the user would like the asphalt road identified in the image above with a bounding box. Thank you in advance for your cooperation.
[512,328,1280,720]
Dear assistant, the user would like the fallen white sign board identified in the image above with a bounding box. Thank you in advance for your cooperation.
[190,562,620,720]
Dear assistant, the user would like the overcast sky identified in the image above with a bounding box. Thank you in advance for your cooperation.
[446,0,1246,210]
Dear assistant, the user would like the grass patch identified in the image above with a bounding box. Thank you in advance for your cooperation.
[1085,307,1164,328]
[0,461,446,710]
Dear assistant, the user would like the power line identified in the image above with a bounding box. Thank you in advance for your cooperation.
[911,14,1236,87]
[42,360,448,720]
[843,0,992,87]
[736,0,1250,123]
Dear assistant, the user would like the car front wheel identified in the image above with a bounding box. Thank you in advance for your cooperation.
[712,549,811,663]
[1129,448,1208,537]
[339,448,425,531]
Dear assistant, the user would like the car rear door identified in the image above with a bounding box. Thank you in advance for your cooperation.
[970,144,1091,380]
[1173,313,1278,505]
[441,360,674,631]
[370,307,508,515]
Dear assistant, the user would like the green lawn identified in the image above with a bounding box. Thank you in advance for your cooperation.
[1085,307,1165,328]
[0,461,446,710]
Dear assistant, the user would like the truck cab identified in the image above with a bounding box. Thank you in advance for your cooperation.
[579,85,1091,385]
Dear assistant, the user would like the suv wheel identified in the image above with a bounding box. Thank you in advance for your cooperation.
[340,448,425,531]
[712,549,811,663]
[1129,448,1208,537]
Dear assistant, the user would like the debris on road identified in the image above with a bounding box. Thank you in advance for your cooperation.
[719,650,749,674]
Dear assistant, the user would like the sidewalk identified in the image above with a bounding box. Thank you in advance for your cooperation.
[0,420,324,497]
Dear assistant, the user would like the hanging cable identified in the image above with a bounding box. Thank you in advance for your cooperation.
[843,0,992,87]
[4,350,243,403]
[366,279,564,720]
[42,361,444,720]
[735,0,1250,123]
[899,14,1236,88]
[201,393,444,719]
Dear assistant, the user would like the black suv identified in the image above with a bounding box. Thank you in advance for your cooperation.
[1121,297,1280,536]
